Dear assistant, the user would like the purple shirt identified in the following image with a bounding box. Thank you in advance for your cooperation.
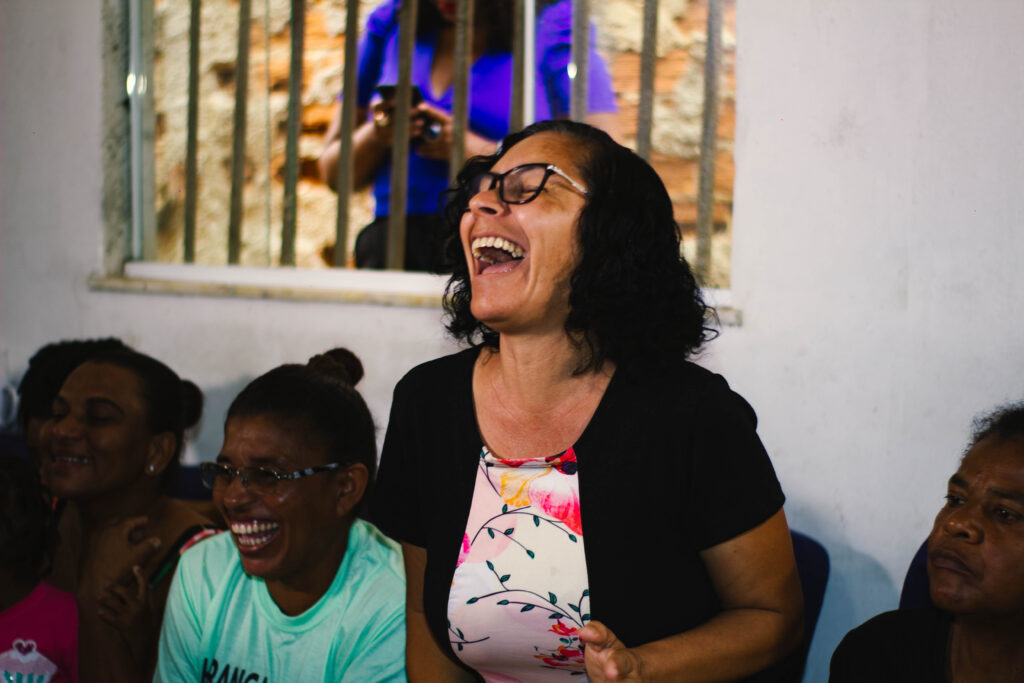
[355,0,618,216]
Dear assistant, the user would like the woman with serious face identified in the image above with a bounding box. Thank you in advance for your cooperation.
[372,120,804,682]
[43,350,213,682]
[830,403,1024,683]
[154,349,406,683]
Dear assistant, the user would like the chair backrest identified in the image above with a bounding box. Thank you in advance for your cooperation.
[171,463,213,501]
[788,530,830,681]
[899,540,932,610]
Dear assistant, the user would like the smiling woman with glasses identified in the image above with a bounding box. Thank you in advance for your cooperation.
[372,119,804,682]
[155,348,406,682]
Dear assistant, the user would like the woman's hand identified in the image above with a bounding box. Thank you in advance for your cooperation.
[80,515,162,594]
[412,103,498,162]
[97,564,152,633]
[581,621,645,682]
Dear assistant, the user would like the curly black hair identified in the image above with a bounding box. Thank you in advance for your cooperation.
[226,348,377,513]
[0,456,57,582]
[968,401,1024,451]
[442,119,717,372]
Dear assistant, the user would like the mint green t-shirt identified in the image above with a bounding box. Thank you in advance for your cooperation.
[155,519,406,683]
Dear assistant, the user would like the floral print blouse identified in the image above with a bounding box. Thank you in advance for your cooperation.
[448,446,591,681]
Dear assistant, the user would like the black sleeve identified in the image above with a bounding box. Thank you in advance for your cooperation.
[369,373,428,547]
[686,375,786,550]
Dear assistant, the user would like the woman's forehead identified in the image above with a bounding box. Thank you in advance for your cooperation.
[495,132,581,174]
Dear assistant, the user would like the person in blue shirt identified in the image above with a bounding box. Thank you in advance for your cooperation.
[318,0,621,271]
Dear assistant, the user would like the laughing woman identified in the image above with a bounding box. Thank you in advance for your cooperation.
[155,349,405,682]
[45,349,213,682]
[372,120,804,682]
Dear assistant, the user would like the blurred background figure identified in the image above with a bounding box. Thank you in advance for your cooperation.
[44,349,214,682]
[318,0,622,271]
[0,456,78,683]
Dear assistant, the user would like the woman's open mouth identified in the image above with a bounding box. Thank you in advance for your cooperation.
[472,236,525,274]
[48,451,93,472]
[230,520,281,552]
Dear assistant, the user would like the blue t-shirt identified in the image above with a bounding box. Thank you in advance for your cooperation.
[154,520,406,683]
[355,0,618,216]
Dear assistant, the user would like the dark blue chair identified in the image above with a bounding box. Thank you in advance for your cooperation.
[899,540,931,609]
[789,530,830,680]
[170,464,213,501]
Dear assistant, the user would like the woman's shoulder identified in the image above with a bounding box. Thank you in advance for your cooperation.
[174,530,238,586]
[395,346,480,392]
[831,607,951,681]
[365,0,401,36]
[348,520,405,589]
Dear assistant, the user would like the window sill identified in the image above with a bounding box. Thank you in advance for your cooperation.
[90,262,450,308]
[90,262,741,324]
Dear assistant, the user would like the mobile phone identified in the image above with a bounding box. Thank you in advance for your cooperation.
[375,84,424,107]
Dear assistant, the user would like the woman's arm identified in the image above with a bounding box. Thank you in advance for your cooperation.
[319,103,390,192]
[403,542,477,683]
[581,510,804,682]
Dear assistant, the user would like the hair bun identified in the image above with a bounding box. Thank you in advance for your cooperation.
[179,379,204,429]
[307,348,364,387]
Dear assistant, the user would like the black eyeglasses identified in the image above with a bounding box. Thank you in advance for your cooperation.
[198,461,342,495]
[467,163,588,205]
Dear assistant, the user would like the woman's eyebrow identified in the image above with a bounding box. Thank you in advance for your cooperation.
[85,397,125,414]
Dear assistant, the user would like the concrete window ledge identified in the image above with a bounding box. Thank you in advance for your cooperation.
[90,262,741,324]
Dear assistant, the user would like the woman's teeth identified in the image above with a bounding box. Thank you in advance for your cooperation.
[471,236,525,263]
[231,521,280,547]
[53,455,89,464]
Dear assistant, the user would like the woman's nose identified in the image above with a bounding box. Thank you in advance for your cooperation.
[50,413,80,440]
[220,473,255,507]
[468,185,502,216]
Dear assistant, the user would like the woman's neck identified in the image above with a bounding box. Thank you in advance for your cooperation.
[487,333,605,410]
[950,617,1024,682]
[264,520,352,617]
[75,479,164,532]
[0,571,37,613]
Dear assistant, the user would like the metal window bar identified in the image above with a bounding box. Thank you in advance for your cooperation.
[449,0,474,185]
[227,0,251,264]
[510,0,527,133]
[570,0,590,121]
[635,0,658,162]
[332,0,362,266]
[281,0,306,266]
[384,0,419,269]
[695,0,722,283]
[129,0,157,261]
[166,0,721,276]
[183,0,201,263]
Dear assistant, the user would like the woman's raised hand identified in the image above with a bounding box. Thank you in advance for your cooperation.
[580,621,645,682]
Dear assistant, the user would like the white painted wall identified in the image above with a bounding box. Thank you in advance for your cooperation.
[3,1,1024,680]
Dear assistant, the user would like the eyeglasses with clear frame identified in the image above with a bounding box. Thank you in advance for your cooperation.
[198,461,342,496]
[467,163,589,205]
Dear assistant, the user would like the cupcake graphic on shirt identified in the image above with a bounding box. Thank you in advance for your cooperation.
[0,638,59,682]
